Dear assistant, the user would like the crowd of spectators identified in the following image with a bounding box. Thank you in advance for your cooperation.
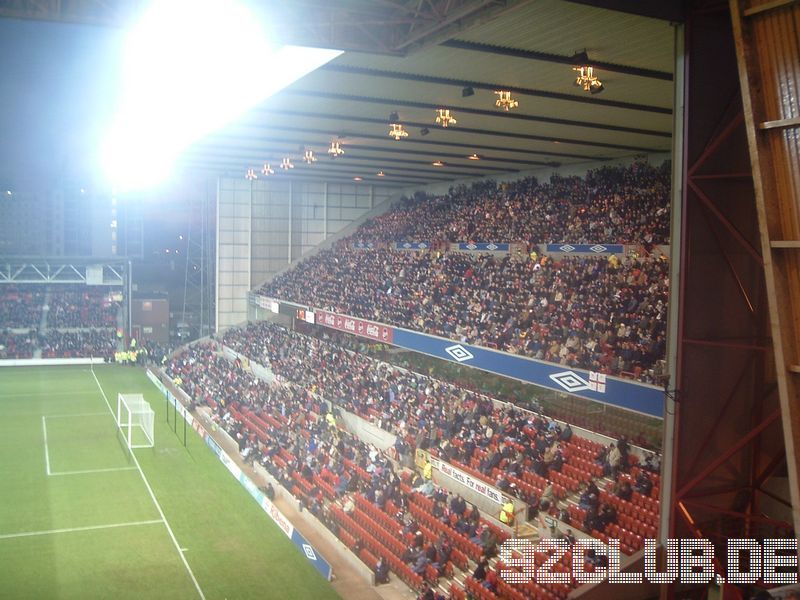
[45,286,120,328]
[164,331,661,593]
[260,161,670,382]
[0,284,122,359]
[1,285,121,330]
[165,345,516,583]
[215,321,658,508]
[0,330,37,359]
[352,161,670,245]
[262,250,668,382]
[39,329,117,359]
[0,286,45,329]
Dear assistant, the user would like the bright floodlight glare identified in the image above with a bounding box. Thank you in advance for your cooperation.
[103,0,341,190]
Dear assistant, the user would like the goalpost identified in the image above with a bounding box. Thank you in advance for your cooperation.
[117,393,155,449]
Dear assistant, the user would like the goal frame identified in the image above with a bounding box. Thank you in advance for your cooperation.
[116,393,155,449]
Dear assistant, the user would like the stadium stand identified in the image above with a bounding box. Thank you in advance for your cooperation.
[259,162,670,383]
[0,285,46,329]
[0,330,37,359]
[164,321,662,597]
[350,162,670,245]
[39,329,117,359]
[0,284,121,358]
[45,286,119,328]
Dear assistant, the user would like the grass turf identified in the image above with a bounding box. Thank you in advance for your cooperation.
[0,364,341,600]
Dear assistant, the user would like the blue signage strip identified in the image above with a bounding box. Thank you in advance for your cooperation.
[290,530,333,580]
[391,328,664,418]
[205,435,223,457]
[353,242,374,249]
[458,243,510,252]
[546,243,624,254]
[395,242,430,250]
[250,296,664,418]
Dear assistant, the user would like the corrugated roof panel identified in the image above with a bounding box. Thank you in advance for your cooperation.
[441,0,675,73]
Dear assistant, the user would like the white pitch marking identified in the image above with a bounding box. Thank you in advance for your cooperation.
[0,391,101,398]
[42,416,51,476]
[0,519,163,541]
[49,467,137,476]
[45,412,108,419]
[90,369,206,600]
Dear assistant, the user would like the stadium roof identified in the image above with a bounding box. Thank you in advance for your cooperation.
[0,0,677,188]
[183,0,676,186]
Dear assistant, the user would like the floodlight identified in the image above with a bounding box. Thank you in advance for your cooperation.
[102,0,341,190]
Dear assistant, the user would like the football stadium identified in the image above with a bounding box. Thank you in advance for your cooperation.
[0,1,797,600]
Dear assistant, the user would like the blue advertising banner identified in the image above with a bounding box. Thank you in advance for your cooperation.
[391,328,664,418]
[204,434,223,458]
[546,243,624,254]
[395,242,430,250]
[457,242,511,252]
[250,297,664,418]
[290,530,334,580]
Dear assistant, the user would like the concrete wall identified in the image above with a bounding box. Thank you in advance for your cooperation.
[338,410,397,452]
[216,178,252,330]
[216,177,395,329]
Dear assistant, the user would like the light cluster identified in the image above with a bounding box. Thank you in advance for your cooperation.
[244,53,605,181]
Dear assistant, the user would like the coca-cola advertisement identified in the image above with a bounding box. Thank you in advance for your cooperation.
[316,310,394,344]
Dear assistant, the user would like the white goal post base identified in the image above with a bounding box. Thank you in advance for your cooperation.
[117,393,155,449]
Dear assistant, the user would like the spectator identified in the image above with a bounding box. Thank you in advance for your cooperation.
[473,558,489,582]
[374,557,389,584]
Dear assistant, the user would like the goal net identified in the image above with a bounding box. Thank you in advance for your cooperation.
[117,393,155,449]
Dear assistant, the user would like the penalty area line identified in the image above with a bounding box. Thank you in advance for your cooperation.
[49,466,138,476]
[89,369,206,600]
[0,519,163,540]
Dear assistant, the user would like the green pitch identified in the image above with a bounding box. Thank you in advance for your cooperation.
[0,365,341,600]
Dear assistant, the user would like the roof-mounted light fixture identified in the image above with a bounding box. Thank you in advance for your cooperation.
[328,141,344,158]
[261,163,274,176]
[245,168,257,180]
[494,90,519,111]
[280,157,294,170]
[571,50,604,94]
[435,108,457,128]
[389,123,409,140]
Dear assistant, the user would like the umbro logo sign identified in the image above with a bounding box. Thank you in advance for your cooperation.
[445,344,474,362]
[303,544,317,560]
[549,370,607,394]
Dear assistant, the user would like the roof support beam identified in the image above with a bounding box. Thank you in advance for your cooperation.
[321,63,673,114]
[441,39,674,80]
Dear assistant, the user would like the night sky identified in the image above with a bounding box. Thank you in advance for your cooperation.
[0,17,199,257]
[0,18,123,190]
